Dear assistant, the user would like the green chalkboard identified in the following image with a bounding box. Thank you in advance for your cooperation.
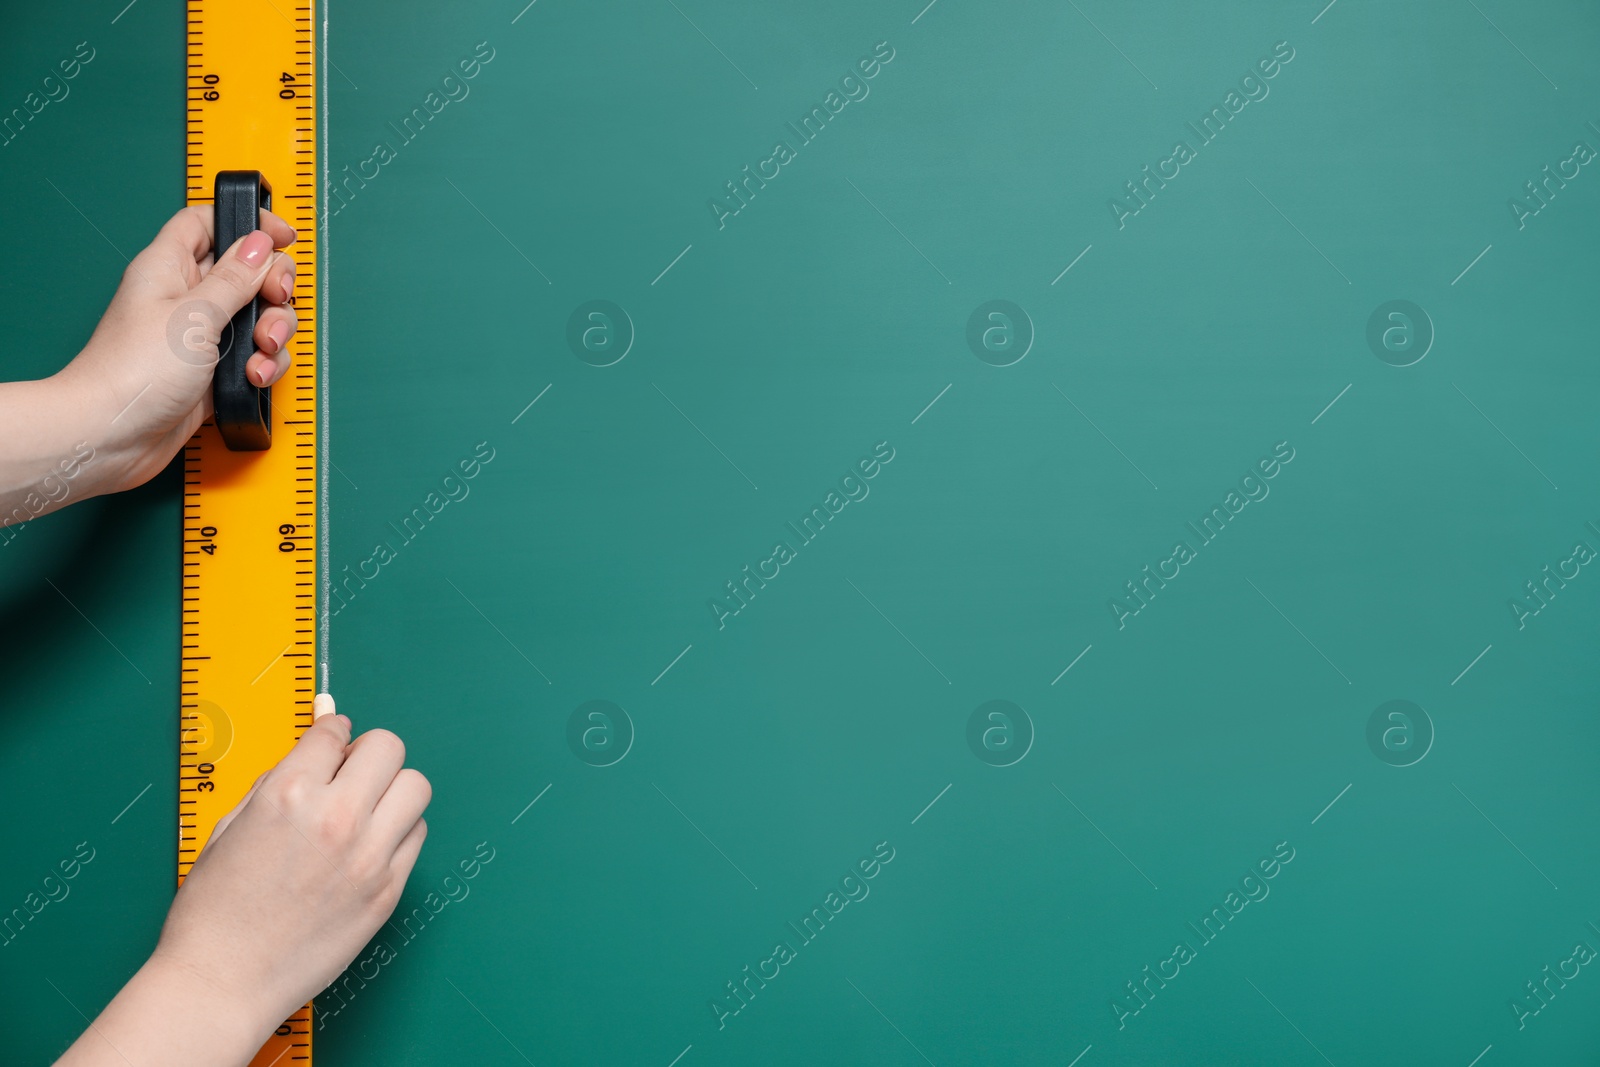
[6,1,1600,1064]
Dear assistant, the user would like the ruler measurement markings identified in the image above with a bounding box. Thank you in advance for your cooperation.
[184,1,318,1060]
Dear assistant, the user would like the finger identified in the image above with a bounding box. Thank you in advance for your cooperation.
[246,351,288,389]
[257,208,297,250]
[372,768,432,850]
[390,816,427,880]
[138,206,294,286]
[189,229,278,319]
[335,728,408,811]
[129,206,297,299]
[265,250,296,305]
[199,252,295,391]
[273,700,354,784]
[158,204,294,258]
[254,301,298,356]
[246,310,299,388]
[312,692,353,757]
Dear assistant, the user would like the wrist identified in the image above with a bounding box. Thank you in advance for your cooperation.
[136,949,281,1060]
[53,950,278,1067]
[0,373,111,529]
[48,353,149,498]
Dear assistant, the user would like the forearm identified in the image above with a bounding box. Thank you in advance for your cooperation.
[54,953,274,1067]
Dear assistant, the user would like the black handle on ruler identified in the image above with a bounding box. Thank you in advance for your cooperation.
[212,170,273,451]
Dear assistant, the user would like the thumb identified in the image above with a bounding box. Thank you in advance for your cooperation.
[190,229,277,318]
[206,697,345,848]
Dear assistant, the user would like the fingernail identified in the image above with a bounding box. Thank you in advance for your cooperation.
[337,714,351,731]
[239,230,272,267]
[266,320,290,354]
[313,693,336,719]
[252,363,270,386]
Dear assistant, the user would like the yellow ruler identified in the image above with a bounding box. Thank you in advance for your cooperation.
[183,1,319,1062]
